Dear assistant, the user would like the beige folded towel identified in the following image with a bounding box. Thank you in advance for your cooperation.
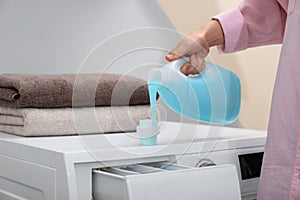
[0,106,150,136]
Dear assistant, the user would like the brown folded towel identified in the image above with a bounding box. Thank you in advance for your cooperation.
[0,73,150,108]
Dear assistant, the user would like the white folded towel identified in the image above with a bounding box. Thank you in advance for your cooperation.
[0,106,150,136]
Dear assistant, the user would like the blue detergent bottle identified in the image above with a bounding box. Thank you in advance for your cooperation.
[148,57,241,125]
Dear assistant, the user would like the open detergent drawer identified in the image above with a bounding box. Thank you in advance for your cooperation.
[92,162,241,200]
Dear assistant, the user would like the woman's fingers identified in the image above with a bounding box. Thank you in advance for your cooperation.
[180,63,193,75]
[191,52,206,73]
[165,53,181,61]
[166,38,192,61]
[166,36,209,75]
[180,53,206,75]
[180,63,199,75]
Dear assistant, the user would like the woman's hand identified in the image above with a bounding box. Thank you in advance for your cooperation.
[166,20,225,75]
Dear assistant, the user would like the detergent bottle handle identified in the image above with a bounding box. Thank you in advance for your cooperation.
[171,56,190,73]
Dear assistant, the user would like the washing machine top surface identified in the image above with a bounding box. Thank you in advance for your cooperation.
[0,121,267,154]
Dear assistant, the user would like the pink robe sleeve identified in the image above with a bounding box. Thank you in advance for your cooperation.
[213,0,287,53]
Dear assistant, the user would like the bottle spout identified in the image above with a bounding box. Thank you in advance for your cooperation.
[148,68,169,89]
[148,57,190,85]
[137,119,159,146]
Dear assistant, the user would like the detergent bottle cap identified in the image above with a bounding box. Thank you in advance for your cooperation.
[136,119,159,146]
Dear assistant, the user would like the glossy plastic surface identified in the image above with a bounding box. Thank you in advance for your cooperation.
[148,57,241,124]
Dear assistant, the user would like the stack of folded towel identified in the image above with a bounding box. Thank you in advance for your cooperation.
[0,74,151,136]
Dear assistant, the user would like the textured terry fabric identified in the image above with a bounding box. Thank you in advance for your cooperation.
[215,0,300,199]
[0,105,150,136]
[0,73,150,108]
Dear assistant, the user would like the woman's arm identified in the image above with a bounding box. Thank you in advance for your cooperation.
[215,0,287,53]
[167,0,287,75]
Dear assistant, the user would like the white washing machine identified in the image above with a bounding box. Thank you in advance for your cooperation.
[0,121,266,199]
[178,138,265,200]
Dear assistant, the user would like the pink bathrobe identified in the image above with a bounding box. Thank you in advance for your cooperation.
[215,0,300,199]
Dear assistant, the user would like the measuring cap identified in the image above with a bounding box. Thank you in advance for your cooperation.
[136,119,160,146]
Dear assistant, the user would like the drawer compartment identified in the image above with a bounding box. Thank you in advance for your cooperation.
[92,162,241,200]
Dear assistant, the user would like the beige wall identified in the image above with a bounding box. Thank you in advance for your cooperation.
[158,0,282,130]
